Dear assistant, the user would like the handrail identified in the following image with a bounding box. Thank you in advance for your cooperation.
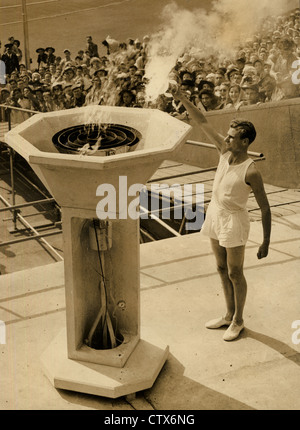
[0,103,40,115]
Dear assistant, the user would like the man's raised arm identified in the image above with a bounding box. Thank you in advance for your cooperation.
[172,87,226,154]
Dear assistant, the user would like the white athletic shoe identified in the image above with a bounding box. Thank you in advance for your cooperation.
[223,321,244,341]
[205,316,232,329]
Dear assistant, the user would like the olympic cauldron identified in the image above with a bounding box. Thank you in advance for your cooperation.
[5,105,191,398]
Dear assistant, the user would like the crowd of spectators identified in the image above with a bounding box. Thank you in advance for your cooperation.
[0,8,299,124]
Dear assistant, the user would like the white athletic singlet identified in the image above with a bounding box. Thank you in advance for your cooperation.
[201,151,254,248]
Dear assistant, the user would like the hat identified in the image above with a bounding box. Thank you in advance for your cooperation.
[198,80,215,91]
[116,72,129,79]
[0,88,10,93]
[5,43,13,49]
[90,57,101,65]
[226,66,239,79]
[63,67,75,74]
[36,48,45,53]
[94,68,108,76]
[46,47,55,52]
[32,72,41,79]
[63,49,70,54]
[181,79,194,87]
[13,40,20,47]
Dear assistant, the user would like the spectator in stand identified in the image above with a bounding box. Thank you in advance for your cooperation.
[71,83,86,107]
[215,82,230,109]
[51,83,66,110]
[194,71,207,89]
[258,75,279,102]
[117,89,136,107]
[198,80,215,93]
[253,59,265,81]
[29,72,43,90]
[82,50,91,67]
[63,85,74,109]
[16,77,25,92]
[115,72,131,92]
[2,43,19,76]
[59,67,76,89]
[60,49,75,70]
[34,87,45,110]
[19,63,27,75]
[86,36,99,58]
[240,83,261,106]
[84,74,103,105]
[198,89,218,111]
[22,86,40,111]
[225,84,242,109]
[55,56,62,68]
[13,40,22,63]
[240,65,259,87]
[130,70,145,93]
[214,69,226,87]
[42,91,56,112]
[8,78,18,93]
[42,71,52,89]
[134,90,147,108]
[0,88,11,121]
[36,48,47,68]
[45,47,56,66]
[89,57,103,77]
[235,57,246,74]
[226,66,243,86]
[8,87,23,108]
[74,65,92,91]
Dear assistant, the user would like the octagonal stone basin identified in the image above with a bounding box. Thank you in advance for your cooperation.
[5,106,191,213]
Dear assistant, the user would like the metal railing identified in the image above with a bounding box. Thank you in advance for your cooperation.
[0,104,63,261]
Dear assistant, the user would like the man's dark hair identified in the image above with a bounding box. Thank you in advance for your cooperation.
[230,119,257,144]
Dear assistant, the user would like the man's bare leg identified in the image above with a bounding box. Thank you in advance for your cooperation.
[226,245,247,325]
[210,238,235,321]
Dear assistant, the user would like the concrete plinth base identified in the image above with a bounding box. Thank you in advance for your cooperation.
[41,328,169,399]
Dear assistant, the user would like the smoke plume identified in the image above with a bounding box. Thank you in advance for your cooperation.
[145,0,294,100]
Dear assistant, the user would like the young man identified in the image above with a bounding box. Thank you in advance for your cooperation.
[172,87,271,341]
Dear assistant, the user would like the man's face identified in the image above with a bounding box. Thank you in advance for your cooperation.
[200,94,212,107]
[13,90,22,100]
[230,72,242,84]
[244,88,259,104]
[224,127,245,151]
[215,73,224,86]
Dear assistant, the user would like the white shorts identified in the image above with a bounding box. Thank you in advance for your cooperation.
[201,202,250,248]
